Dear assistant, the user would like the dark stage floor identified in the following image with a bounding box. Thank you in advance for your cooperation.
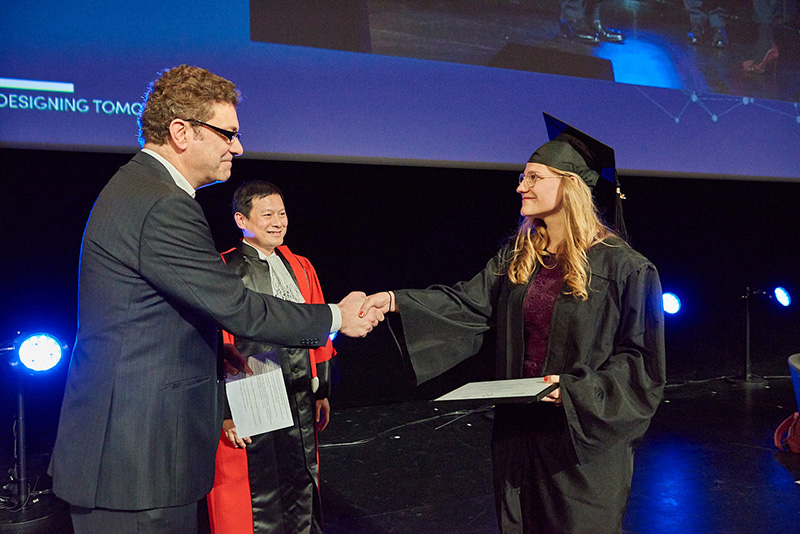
[3,377,800,533]
[316,377,800,533]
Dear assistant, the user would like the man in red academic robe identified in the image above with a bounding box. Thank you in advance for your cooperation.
[207,180,335,533]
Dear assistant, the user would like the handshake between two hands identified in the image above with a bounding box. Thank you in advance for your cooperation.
[222,291,394,377]
[337,291,395,338]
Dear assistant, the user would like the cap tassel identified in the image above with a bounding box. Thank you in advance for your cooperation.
[614,178,628,242]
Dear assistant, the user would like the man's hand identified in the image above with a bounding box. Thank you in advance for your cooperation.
[338,291,385,337]
[222,343,253,376]
[223,418,252,448]
[316,398,331,432]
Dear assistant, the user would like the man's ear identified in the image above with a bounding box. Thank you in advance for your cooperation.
[168,119,191,151]
[233,211,247,231]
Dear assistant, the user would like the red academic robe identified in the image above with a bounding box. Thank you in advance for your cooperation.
[207,244,335,534]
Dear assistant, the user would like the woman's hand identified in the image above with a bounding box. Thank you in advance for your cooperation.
[541,375,562,406]
[360,291,395,315]
[223,418,252,448]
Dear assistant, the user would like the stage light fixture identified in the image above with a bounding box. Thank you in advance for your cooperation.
[732,286,793,387]
[662,293,681,315]
[774,286,791,307]
[16,333,63,372]
[1,331,70,532]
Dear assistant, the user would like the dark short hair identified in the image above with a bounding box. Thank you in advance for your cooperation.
[138,64,240,146]
[232,181,284,218]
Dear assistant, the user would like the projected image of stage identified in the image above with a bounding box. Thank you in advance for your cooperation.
[250,0,800,103]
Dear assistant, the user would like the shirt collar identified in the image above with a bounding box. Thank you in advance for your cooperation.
[141,148,196,198]
[242,240,276,261]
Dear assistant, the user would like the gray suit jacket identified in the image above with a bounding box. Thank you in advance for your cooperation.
[49,151,331,510]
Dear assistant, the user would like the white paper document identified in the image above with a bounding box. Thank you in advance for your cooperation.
[225,350,293,438]
[435,377,558,403]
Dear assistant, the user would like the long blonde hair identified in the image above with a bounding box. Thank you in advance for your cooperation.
[506,168,614,300]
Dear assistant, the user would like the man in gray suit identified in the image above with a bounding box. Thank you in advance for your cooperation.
[49,65,381,533]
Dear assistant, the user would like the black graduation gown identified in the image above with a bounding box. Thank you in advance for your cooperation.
[394,238,666,534]
[222,245,329,534]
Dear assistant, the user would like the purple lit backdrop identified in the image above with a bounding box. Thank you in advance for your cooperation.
[1,0,798,179]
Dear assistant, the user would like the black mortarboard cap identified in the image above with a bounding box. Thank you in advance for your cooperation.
[529,113,627,239]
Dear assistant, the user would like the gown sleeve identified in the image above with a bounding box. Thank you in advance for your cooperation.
[559,262,666,464]
[394,252,506,384]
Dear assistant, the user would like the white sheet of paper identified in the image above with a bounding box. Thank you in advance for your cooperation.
[435,377,557,403]
[225,350,293,438]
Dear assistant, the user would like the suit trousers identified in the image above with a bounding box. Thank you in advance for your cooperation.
[560,0,599,23]
[683,0,726,29]
[70,502,197,534]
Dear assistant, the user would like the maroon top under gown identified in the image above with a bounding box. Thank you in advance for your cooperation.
[523,256,564,377]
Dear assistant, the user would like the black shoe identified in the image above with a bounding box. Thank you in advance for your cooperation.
[688,24,704,45]
[559,19,599,43]
[593,19,625,42]
[711,28,728,48]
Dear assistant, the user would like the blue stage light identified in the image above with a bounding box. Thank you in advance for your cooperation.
[662,293,681,315]
[774,287,791,307]
[17,333,63,371]
[329,331,338,342]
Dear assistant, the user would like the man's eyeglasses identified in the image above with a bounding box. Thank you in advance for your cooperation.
[187,119,241,144]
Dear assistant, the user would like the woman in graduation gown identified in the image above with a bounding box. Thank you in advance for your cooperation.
[369,129,666,533]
